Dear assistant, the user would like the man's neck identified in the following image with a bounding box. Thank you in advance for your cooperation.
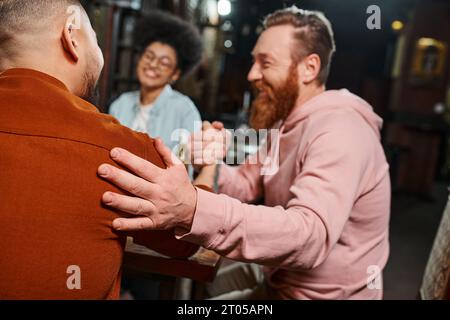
[140,85,166,106]
[296,84,326,108]
[3,59,78,95]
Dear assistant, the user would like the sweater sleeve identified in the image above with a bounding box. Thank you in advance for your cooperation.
[178,120,371,269]
[217,151,264,204]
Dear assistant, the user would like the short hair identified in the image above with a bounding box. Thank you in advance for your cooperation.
[263,6,336,85]
[0,0,80,53]
[135,10,203,77]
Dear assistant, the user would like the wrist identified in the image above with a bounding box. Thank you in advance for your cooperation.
[178,185,198,231]
[194,164,217,188]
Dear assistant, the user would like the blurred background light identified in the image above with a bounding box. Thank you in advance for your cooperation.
[391,20,404,31]
[207,0,219,25]
[224,40,233,48]
[218,0,231,16]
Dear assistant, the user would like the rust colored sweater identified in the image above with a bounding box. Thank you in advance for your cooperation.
[0,68,198,299]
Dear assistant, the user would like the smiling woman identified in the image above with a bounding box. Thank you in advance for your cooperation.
[108,10,204,153]
[107,9,204,300]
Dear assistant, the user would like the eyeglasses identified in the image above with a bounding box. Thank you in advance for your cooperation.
[141,51,176,72]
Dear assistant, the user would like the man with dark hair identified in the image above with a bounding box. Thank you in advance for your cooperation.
[98,5,391,300]
[0,0,198,299]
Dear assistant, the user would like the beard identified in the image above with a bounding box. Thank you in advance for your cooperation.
[80,70,100,106]
[249,64,299,130]
[80,51,102,106]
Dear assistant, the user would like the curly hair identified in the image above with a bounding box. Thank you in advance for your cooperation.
[135,10,203,77]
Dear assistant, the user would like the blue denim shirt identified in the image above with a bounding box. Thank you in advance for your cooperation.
[109,85,201,153]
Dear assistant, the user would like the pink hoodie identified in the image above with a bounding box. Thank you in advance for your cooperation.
[181,89,391,300]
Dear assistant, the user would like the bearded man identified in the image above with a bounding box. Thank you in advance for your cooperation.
[97,6,391,300]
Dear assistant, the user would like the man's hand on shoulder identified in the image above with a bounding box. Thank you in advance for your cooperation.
[98,139,197,232]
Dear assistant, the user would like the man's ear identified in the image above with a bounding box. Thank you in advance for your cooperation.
[299,54,321,84]
[61,21,79,63]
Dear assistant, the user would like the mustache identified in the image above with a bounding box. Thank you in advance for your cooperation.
[251,80,275,99]
[249,66,299,130]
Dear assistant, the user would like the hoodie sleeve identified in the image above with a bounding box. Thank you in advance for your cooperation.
[217,163,263,204]
[217,150,265,204]
[178,116,371,269]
